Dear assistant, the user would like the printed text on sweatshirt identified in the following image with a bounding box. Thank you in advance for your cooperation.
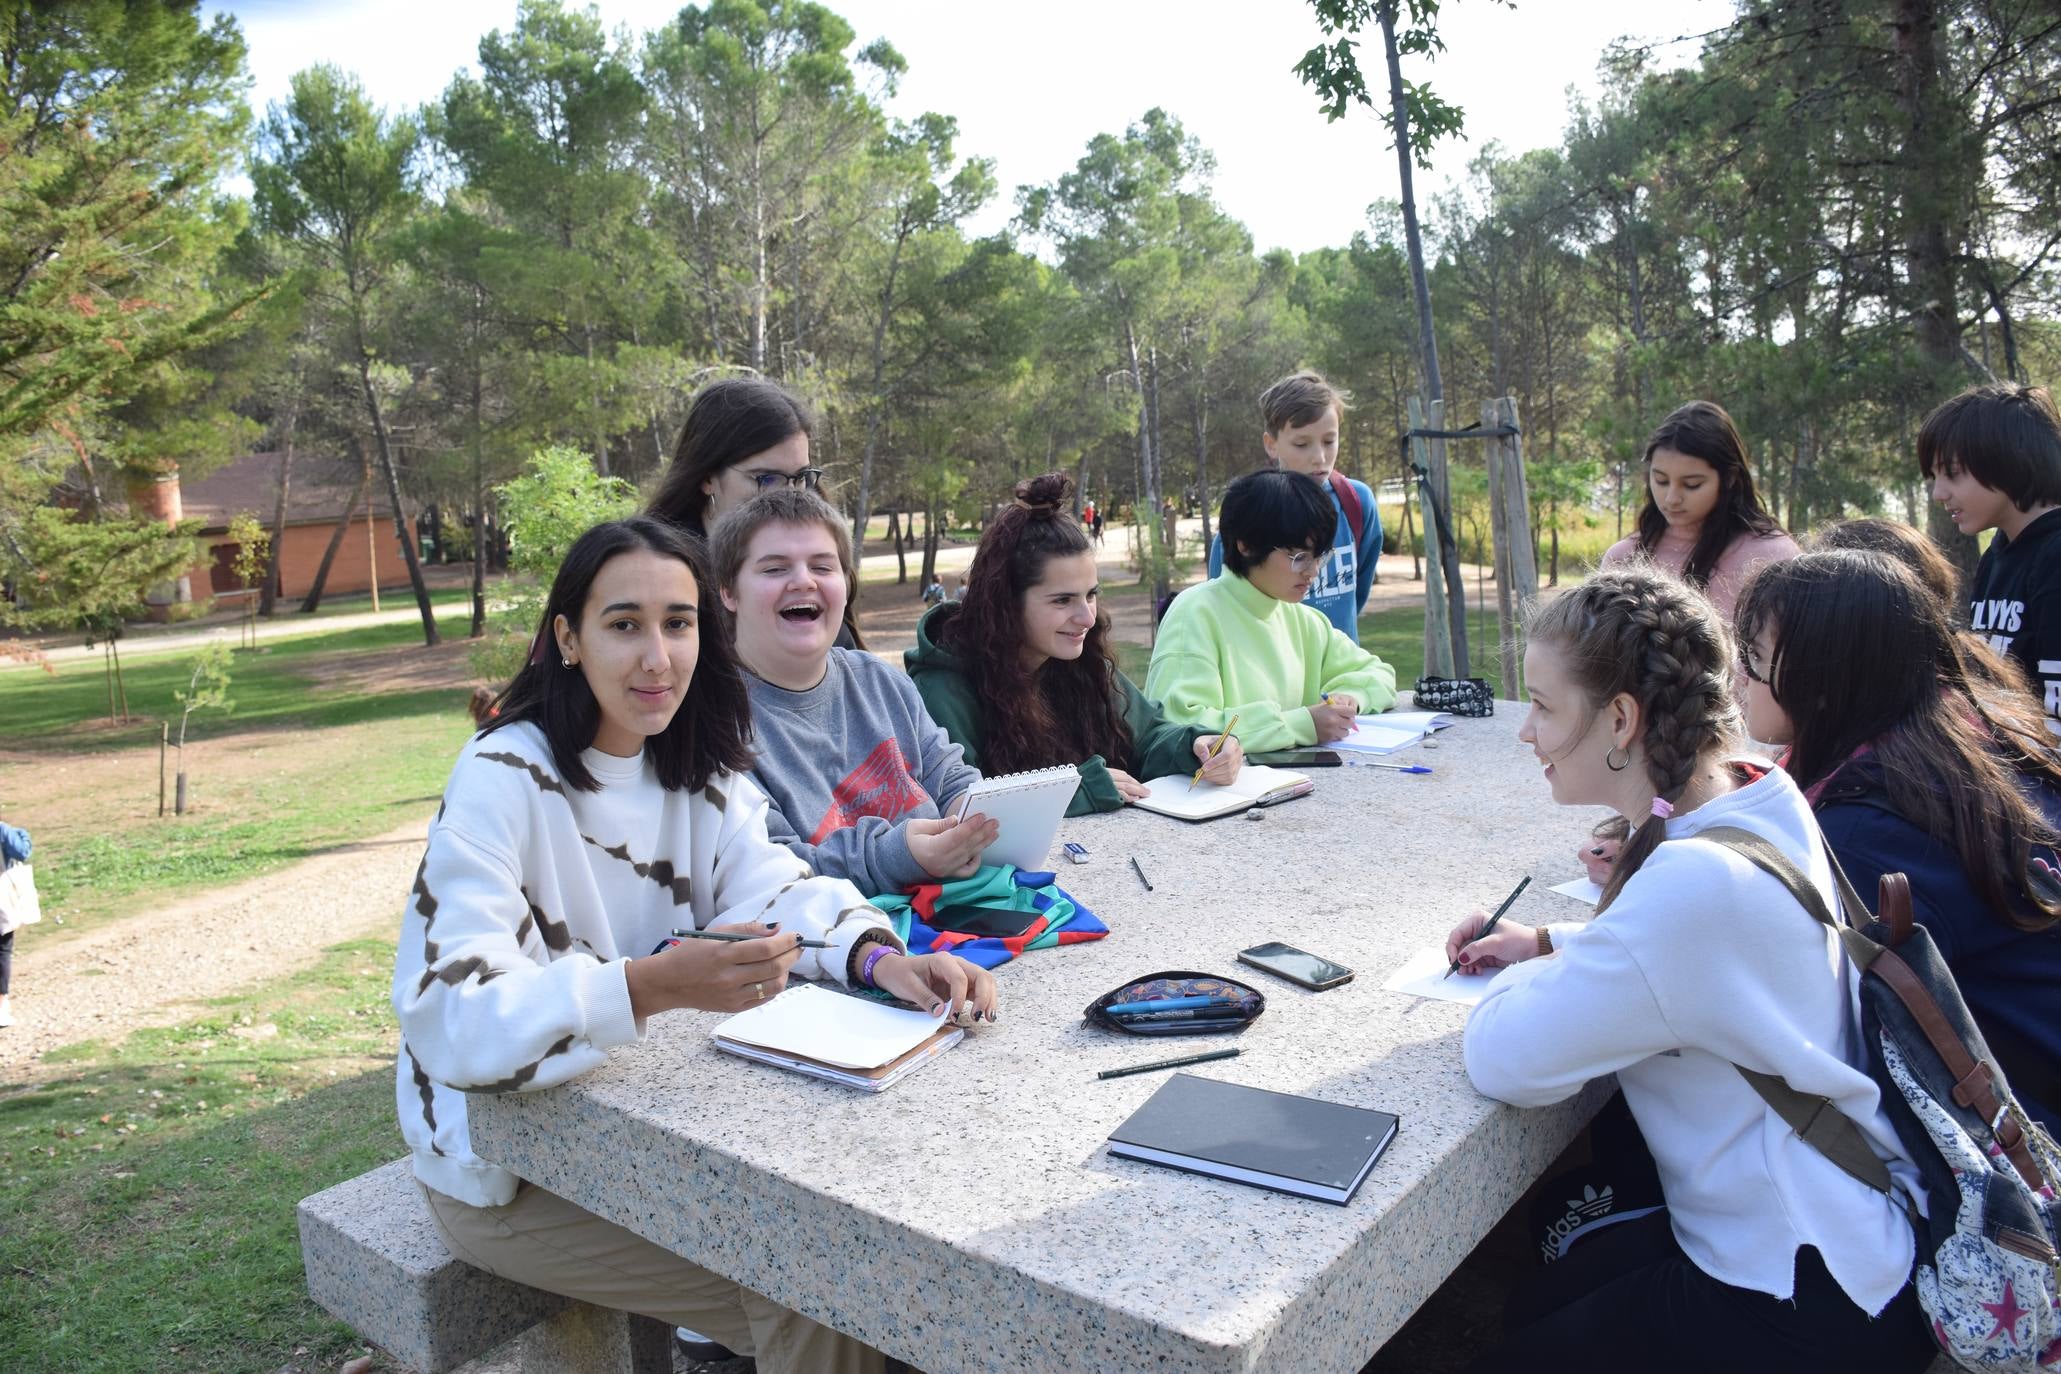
[392,721,899,1207]
[1969,507,2061,721]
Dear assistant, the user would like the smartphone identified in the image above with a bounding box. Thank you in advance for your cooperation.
[1236,942,1355,990]
[1250,749,1344,767]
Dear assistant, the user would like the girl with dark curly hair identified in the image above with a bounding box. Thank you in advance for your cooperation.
[905,473,1243,814]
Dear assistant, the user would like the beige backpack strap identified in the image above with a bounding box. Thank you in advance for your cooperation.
[1690,826,1894,1197]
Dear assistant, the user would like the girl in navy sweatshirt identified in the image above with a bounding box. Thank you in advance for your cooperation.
[1736,549,2061,1133]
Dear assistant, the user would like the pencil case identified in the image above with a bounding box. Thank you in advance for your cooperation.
[1083,971,1266,1038]
[1414,676,1494,716]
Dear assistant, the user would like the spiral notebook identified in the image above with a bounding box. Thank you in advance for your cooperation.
[955,764,1080,871]
[713,984,963,1092]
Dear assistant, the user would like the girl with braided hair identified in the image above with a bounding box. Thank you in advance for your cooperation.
[905,472,1243,814]
[1443,566,1933,1372]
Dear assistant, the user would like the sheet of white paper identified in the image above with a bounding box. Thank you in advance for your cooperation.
[1379,945,1513,1006]
[1548,877,1604,906]
[713,983,945,1070]
[1135,764,1309,819]
[1332,711,1455,756]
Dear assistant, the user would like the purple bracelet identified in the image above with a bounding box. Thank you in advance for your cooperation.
[860,943,894,988]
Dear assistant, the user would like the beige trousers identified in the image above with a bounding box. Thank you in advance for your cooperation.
[421,1181,886,1374]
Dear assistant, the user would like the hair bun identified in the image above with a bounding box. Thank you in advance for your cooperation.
[1013,472,1073,516]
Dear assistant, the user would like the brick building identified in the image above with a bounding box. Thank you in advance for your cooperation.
[169,453,421,604]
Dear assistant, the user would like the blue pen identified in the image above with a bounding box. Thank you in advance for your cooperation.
[1107,995,1244,1016]
[1107,1008,1247,1024]
[1352,761,1432,774]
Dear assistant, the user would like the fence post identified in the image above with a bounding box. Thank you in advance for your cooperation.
[1485,397,1538,700]
[1409,395,1455,679]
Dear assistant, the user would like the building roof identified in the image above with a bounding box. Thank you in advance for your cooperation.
[176,452,393,532]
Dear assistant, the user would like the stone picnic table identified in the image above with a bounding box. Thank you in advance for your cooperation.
[469,705,1612,1373]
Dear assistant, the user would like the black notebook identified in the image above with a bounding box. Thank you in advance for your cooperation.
[1105,1073,1399,1205]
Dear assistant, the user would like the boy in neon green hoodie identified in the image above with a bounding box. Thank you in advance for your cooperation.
[1147,468,1396,754]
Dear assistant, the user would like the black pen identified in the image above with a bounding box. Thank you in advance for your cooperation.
[1444,874,1533,979]
[1097,1047,1240,1080]
[668,928,832,949]
[1129,856,1154,891]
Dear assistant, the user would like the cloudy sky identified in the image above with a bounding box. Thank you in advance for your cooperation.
[210,0,1735,255]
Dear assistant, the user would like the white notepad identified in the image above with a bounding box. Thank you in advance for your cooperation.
[1132,764,1314,821]
[1378,945,1515,1006]
[1333,710,1457,756]
[1548,877,1604,906]
[712,984,962,1091]
[955,764,1079,870]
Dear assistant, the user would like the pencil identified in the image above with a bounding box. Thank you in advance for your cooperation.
[1097,1047,1241,1080]
[1191,713,1240,784]
[669,928,832,950]
[1443,875,1533,979]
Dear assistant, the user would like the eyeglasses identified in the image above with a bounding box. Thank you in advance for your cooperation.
[745,467,824,492]
[1285,548,1335,572]
[1737,645,1768,684]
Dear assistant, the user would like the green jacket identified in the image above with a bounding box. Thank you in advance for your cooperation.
[904,603,1209,816]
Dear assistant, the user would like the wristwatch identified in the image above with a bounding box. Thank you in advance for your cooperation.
[1536,927,1554,958]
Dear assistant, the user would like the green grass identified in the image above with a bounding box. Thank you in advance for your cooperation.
[0,937,402,1373]
[0,607,477,752]
[30,712,469,936]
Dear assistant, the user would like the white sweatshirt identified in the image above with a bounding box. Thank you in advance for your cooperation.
[1465,763,1923,1314]
[392,721,901,1206]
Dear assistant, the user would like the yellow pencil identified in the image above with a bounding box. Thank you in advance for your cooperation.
[1192,712,1239,784]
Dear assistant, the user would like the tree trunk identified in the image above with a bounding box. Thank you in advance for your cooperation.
[260,387,300,617]
[356,356,441,647]
[300,461,369,614]
[1894,0,1982,583]
[1192,375,1213,550]
[1381,3,1464,667]
[470,345,487,639]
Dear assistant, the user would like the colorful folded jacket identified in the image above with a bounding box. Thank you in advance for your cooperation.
[868,866,1108,970]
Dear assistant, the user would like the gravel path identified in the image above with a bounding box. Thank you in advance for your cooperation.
[0,818,430,1082]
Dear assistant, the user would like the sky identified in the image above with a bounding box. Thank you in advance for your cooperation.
[210,0,1737,256]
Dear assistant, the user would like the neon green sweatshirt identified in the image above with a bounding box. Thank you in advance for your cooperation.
[1144,572,1396,753]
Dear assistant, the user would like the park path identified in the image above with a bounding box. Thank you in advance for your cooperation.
[0,816,431,1082]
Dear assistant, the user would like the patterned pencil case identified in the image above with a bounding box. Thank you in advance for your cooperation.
[1083,971,1266,1038]
[1414,676,1494,716]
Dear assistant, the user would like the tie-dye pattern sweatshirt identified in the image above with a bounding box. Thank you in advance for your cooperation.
[392,720,900,1206]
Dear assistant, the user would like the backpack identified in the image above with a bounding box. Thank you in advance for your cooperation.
[1698,826,2061,1372]
[1326,470,1366,547]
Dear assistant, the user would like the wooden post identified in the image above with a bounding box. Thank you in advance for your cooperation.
[158,722,168,818]
[1409,396,1455,679]
[1485,397,1538,700]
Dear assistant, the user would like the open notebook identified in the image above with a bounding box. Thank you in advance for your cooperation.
[957,764,1079,871]
[712,983,962,1092]
[1333,710,1457,756]
[1132,764,1313,822]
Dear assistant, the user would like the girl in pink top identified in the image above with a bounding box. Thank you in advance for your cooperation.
[1601,401,1800,618]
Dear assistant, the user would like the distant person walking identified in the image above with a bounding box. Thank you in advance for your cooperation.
[0,819,37,1029]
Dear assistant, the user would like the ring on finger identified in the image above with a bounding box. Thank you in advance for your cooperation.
[751,981,764,1001]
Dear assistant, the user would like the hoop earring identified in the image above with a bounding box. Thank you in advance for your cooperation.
[1605,745,1631,772]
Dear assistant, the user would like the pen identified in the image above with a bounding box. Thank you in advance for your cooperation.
[1104,1009,1248,1025]
[1442,874,1534,979]
[1356,761,1432,774]
[1097,1047,1242,1080]
[1191,713,1240,784]
[1106,995,1245,1015]
[952,791,974,822]
[1129,856,1154,891]
[667,928,832,950]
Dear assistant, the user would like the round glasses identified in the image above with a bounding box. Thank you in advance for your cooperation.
[1286,548,1335,572]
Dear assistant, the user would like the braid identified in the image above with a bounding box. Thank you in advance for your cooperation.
[1528,568,1740,912]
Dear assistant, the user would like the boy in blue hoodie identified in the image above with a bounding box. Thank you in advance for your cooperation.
[1207,370,1382,643]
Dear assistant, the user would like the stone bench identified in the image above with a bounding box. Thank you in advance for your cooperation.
[297,1158,670,1374]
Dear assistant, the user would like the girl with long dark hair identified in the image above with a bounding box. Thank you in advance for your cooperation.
[1442,565,1931,1371]
[906,473,1243,815]
[394,518,993,1373]
[648,376,861,649]
[1735,549,2061,1130]
[1600,401,1799,617]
